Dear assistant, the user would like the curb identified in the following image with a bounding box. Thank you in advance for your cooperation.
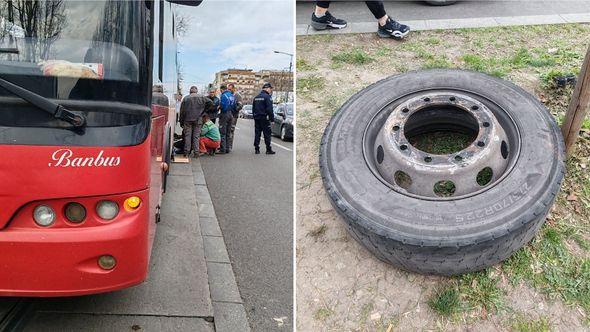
[190,159,251,332]
[296,13,590,35]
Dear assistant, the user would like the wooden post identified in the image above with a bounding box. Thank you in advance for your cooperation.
[562,45,590,156]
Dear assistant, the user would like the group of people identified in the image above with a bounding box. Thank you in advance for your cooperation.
[177,82,276,157]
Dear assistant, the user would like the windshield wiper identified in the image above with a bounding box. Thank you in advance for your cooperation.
[0,47,19,54]
[0,76,86,127]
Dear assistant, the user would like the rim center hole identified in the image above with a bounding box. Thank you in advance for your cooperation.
[404,104,479,155]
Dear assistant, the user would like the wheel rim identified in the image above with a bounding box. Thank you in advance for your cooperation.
[364,90,520,200]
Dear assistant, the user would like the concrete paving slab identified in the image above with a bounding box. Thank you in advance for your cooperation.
[203,236,231,263]
[169,163,193,176]
[200,217,223,237]
[206,262,243,303]
[199,203,216,218]
[35,166,212,318]
[24,313,214,332]
[213,302,251,332]
[561,12,590,23]
[191,161,207,185]
[494,14,565,26]
[195,184,214,204]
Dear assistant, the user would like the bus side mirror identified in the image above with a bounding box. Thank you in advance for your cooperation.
[167,0,203,6]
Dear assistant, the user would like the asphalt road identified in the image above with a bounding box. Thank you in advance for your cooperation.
[200,118,293,331]
[296,0,590,24]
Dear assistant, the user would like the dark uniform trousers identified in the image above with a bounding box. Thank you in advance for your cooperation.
[219,112,234,152]
[254,118,272,150]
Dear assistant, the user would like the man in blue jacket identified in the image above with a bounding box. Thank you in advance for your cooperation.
[252,83,275,155]
[218,84,236,154]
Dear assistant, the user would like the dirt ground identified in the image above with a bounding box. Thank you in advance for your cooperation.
[296,24,590,331]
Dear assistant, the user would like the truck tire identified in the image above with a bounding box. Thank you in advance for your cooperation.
[319,69,565,275]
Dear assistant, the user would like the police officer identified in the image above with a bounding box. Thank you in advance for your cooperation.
[252,83,275,155]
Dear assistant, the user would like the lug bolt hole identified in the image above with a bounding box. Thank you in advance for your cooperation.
[472,105,479,110]
[483,122,490,127]
[449,96,456,101]
[400,144,408,151]
[402,108,409,113]
[392,125,400,131]
[477,141,485,147]
[424,97,431,102]
[454,155,462,161]
[424,156,432,163]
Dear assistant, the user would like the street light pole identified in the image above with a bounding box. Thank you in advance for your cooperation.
[274,50,294,72]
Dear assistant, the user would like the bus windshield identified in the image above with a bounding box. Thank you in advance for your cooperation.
[0,0,149,104]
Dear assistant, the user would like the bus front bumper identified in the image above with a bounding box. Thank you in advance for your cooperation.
[0,192,150,297]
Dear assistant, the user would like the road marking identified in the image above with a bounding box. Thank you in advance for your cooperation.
[272,142,292,151]
[236,126,292,151]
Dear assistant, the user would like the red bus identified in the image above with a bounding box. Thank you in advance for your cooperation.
[0,0,199,296]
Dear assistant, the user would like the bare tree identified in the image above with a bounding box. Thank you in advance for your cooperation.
[175,12,191,38]
[3,0,65,62]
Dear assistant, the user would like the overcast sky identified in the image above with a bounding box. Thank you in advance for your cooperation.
[178,0,294,91]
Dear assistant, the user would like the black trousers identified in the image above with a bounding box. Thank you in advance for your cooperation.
[315,1,386,19]
[254,118,272,150]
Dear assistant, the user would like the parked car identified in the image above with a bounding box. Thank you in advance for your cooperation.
[240,105,253,119]
[271,103,294,141]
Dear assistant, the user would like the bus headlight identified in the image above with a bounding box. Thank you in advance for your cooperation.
[33,205,56,227]
[65,202,86,223]
[96,200,119,220]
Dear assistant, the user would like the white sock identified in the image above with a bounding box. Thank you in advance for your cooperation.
[315,11,326,18]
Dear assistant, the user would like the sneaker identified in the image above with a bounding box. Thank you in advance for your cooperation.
[377,18,410,39]
[266,149,276,155]
[255,148,260,155]
[311,11,347,30]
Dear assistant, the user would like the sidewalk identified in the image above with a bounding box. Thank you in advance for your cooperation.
[296,1,590,35]
[23,160,249,332]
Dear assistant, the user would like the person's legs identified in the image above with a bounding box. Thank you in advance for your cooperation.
[200,137,220,153]
[219,113,230,152]
[364,1,386,20]
[262,119,274,154]
[183,122,192,156]
[192,121,202,157]
[365,1,410,39]
[228,115,238,151]
[311,1,347,30]
[254,119,262,153]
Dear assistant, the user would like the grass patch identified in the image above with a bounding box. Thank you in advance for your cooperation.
[429,269,505,318]
[422,56,453,69]
[409,131,473,154]
[461,54,509,77]
[331,49,374,65]
[314,307,333,321]
[459,269,505,314]
[511,316,550,332]
[297,75,325,93]
[296,58,316,71]
[503,220,590,313]
[428,287,461,317]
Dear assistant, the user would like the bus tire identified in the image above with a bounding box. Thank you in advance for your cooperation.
[319,69,565,275]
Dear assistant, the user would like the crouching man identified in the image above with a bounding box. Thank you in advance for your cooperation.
[199,113,221,156]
